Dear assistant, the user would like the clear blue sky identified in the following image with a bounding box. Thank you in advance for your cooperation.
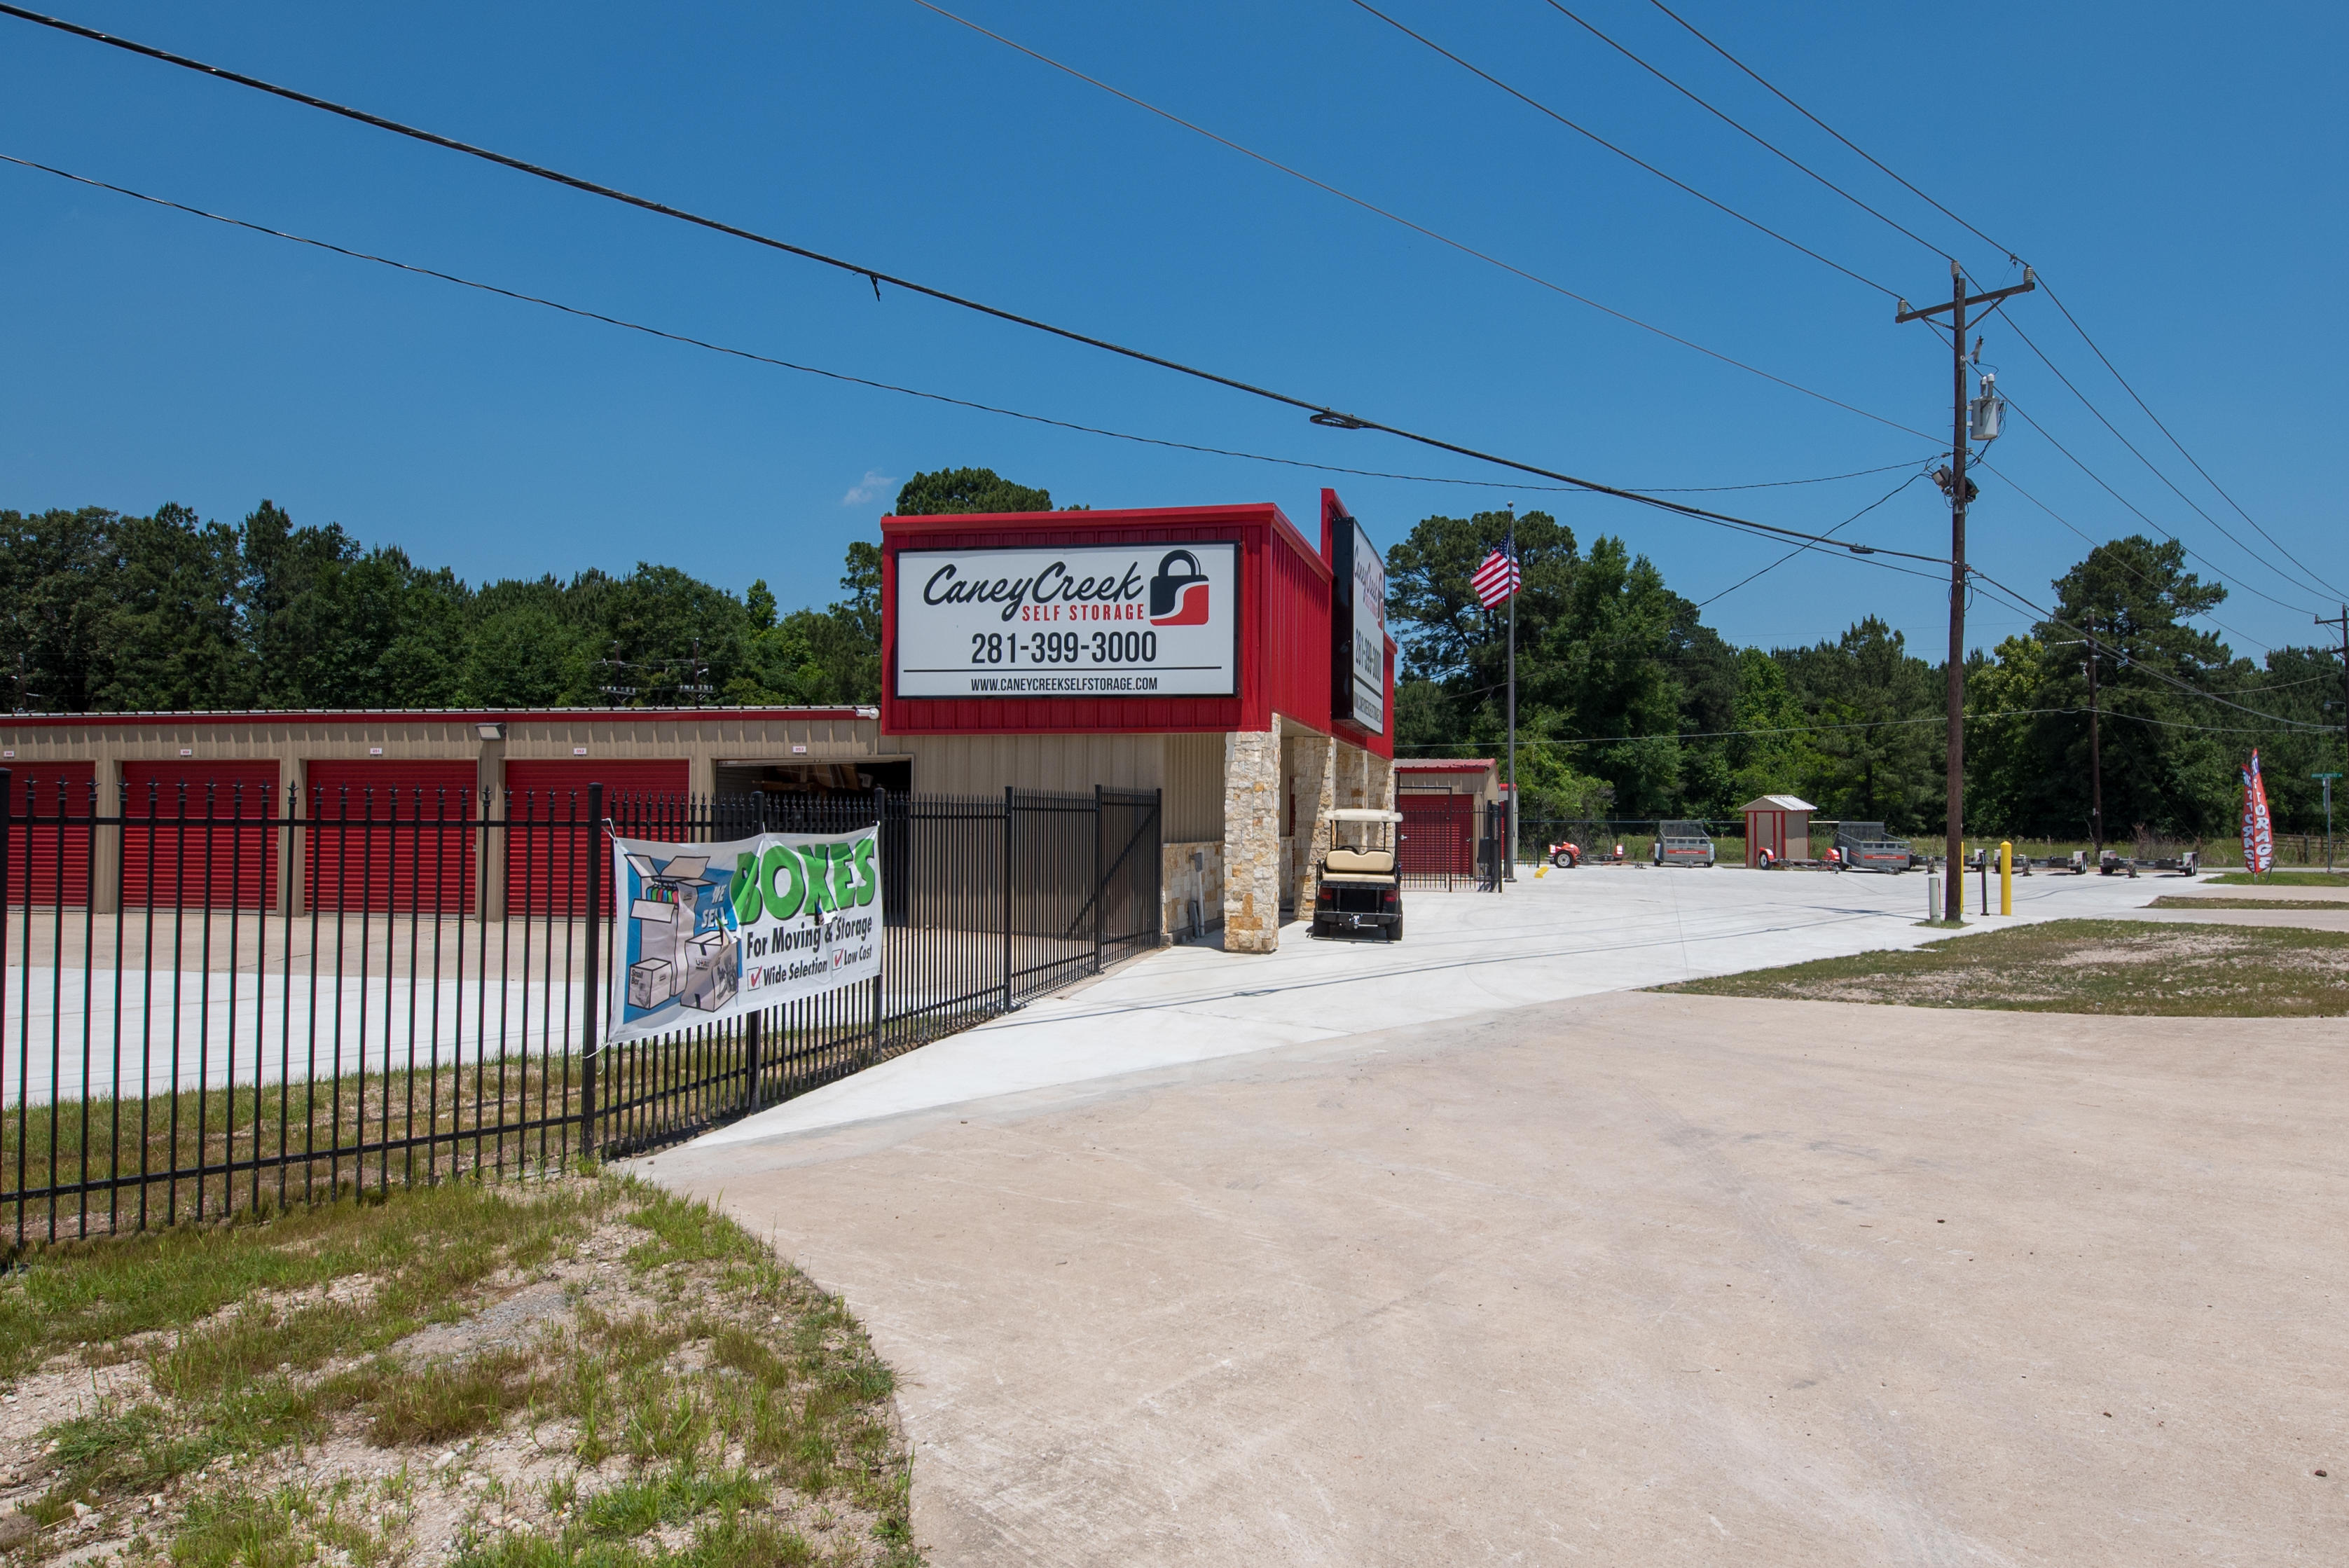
[4,1,2341,659]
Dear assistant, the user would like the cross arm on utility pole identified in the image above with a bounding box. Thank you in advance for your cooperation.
[1896,269,2037,323]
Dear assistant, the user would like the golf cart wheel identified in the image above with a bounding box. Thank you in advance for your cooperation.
[1387,916,1403,943]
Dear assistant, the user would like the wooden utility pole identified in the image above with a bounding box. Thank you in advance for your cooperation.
[1897,263,2034,920]
[2085,614,2103,858]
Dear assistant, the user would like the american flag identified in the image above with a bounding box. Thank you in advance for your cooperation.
[1470,547,1520,609]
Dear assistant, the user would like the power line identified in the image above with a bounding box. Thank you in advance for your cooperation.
[1966,568,2331,731]
[1393,702,2314,752]
[1980,462,2275,654]
[0,5,1952,570]
[2000,400,2317,617]
[0,148,1826,504]
[1629,1,2341,606]
[1533,0,1950,261]
[1339,0,1903,298]
[2032,282,2343,601]
[903,0,1936,443]
[2002,317,2338,605]
[1642,0,2022,264]
[1695,470,1929,607]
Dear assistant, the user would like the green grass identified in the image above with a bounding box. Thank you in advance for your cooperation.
[1657,917,2349,1017]
[2204,869,2349,887]
[2,1177,918,1564]
[2149,896,2346,910]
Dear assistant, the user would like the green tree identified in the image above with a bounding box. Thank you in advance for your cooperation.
[893,468,1052,516]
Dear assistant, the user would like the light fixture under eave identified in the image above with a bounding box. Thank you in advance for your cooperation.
[477,722,506,741]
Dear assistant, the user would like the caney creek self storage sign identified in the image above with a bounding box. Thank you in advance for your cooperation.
[894,542,1239,698]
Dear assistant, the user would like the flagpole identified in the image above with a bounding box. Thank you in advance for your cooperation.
[1506,504,1517,886]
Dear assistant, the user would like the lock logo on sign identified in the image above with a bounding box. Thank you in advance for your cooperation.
[1148,549,1213,626]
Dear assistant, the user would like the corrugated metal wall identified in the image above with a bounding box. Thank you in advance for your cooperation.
[1162,732,1225,844]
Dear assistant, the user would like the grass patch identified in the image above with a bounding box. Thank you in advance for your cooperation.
[1657,918,2349,1016]
[2203,869,2349,887]
[1,1176,917,1566]
[2149,896,2347,911]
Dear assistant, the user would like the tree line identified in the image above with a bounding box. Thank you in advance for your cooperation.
[1388,509,2345,839]
[5,474,2339,838]
[0,468,1051,717]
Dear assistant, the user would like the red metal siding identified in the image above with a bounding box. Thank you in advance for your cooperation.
[303,761,477,914]
[501,759,689,917]
[122,761,281,909]
[6,762,95,907]
[1265,517,1335,729]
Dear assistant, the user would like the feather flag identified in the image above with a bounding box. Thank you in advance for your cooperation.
[2240,749,2275,874]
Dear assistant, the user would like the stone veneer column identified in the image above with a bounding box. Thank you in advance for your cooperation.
[1368,752,1395,812]
[1222,727,1283,953]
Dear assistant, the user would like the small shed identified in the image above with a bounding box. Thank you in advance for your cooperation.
[1741,794,1816,867]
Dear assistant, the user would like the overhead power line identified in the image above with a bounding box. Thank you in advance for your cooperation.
[1632,1,2341,605]
[2002,317,2336,606]
[2035,280,2344,601]
[1341,0,1902,298]
[1980,462,2273,654]
[1532,0,1950,261]
[1999,400,2317,618]
[0,4,1951,569]
[1696,469,1931,607]
[1642,0,2022,264]
[903,0,1935,443]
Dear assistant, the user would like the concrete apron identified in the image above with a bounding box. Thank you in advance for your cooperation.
[644,989,2347,1565]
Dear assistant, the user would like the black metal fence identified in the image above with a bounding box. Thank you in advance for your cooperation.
[0,773,1161,1242]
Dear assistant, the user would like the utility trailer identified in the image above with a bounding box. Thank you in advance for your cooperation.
[1835,822,1915,874]
[1651,821,1717,867]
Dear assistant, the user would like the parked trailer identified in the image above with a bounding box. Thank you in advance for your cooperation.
[1835,821,1914,873]
[1653,820,1716,867]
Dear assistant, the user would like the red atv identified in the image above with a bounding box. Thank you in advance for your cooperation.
[1548,840,1581,869]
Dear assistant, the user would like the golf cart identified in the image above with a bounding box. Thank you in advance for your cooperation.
[1310,808,1405,942]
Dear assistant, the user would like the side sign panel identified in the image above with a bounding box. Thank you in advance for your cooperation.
[894,542,1239,698]
[1329,518,1386,734]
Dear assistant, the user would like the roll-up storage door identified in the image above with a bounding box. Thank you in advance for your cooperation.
[303,760,478,914]
[502,759,689,917]
[121,760,282,909]
[6,762,96,907]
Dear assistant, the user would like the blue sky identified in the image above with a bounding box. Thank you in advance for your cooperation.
[3,1,2342,659]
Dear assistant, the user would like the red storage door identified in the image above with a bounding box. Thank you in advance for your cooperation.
[502,759,689,917]
[1398,794,1475,876]
[303,761,478,914]
[6,762,96,907]
[121,761,282,909]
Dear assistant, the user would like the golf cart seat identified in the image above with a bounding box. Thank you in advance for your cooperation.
[1323,846,1396,879]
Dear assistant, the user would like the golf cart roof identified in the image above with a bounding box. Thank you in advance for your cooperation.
[1330,809,1404,823]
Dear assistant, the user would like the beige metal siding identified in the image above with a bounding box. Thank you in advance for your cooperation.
[899,733,1169,799]
[1162,732,1225,843]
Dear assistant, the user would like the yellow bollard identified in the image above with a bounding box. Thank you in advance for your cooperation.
[1999,840,2013,916]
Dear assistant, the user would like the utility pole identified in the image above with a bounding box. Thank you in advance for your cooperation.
[2085,613,2102,859]
[1897,262,2035,920]
[2322,603,2348,774]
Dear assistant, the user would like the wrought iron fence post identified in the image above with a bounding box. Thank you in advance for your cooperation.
[579,781,603,1166]
[0,769,10,1249]
[1002,786,1015,1015]
[743,1008,762,1113]
[1093,784,1105,974]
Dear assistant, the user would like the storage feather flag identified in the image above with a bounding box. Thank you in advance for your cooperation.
[2240,749,2275,874]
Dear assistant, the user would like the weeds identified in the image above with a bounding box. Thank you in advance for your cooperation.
[0,1176,917,1564]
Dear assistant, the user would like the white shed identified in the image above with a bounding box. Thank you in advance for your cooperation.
[1741,795,1816,867]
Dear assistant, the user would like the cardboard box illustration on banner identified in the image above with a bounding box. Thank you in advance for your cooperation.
[624,852,741,1016]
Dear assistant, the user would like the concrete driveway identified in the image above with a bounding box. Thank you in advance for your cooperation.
[646,867,2345,1564]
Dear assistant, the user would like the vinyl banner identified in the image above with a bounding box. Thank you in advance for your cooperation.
[893,542,1239,698]
[605,827,881,1045]
[2240,749,2275,874]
